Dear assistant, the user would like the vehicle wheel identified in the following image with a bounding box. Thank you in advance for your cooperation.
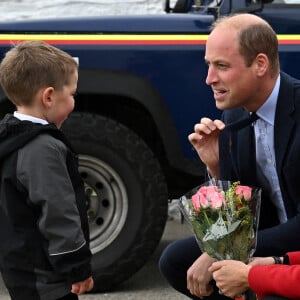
[61,112,168,292]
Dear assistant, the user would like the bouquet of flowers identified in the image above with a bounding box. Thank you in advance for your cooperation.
[179,180,261,299]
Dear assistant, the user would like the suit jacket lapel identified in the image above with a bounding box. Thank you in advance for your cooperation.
[235,124,257,185]
[274,72,296,173]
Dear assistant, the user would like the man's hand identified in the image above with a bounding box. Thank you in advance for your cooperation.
[208,260,250,298]
[188,118,225,178]
[187,252,215,298]
[71,276,94,295]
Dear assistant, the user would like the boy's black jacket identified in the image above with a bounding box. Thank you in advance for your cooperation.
[0,114,92,300]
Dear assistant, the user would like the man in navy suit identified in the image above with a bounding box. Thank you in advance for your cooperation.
[159,13,300,300]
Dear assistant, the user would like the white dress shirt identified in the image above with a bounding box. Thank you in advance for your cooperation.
[14,111,48,125]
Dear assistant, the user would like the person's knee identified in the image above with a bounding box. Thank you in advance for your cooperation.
[159,241,176,276]
[159,236,200,276]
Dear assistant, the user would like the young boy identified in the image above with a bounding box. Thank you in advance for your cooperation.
[0,40,93,300]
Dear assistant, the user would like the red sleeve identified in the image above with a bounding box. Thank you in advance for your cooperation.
[287,251,300,264]
[248,265,300,299]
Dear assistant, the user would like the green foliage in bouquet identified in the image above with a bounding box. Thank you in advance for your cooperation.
[180,181,261,263]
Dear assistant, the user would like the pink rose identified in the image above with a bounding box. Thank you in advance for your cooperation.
[192,192,207,210]
[192,186,224,210]
[235,185,252,201]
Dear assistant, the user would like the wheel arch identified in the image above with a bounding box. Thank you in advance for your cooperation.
[75,69,203,178]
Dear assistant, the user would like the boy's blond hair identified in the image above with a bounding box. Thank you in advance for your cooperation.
[0,40,78,106]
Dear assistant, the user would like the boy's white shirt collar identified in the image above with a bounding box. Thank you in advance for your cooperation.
[13,111,48,125]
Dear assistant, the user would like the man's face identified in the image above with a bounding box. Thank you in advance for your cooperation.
[204,27,258,111]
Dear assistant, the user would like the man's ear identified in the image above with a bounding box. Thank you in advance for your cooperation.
[254,53,268,77]
[41,87,55,109]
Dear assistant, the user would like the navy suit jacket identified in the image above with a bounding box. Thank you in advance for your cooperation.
[219,72,300,256]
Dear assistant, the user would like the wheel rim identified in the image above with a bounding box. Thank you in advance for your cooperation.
[78,155,128,254]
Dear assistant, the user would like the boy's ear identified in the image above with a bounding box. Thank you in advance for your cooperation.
[41,87,55,109]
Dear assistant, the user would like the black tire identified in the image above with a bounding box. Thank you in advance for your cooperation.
[61,112,168,292]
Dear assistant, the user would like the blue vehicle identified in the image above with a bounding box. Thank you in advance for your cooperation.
[0,0,299,292]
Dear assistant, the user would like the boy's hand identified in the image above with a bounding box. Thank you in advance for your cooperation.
[71,276,94,295]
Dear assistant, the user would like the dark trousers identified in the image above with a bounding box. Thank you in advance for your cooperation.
[159,236,229,300]
[57,293,79,300]
[159,237,294,300]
